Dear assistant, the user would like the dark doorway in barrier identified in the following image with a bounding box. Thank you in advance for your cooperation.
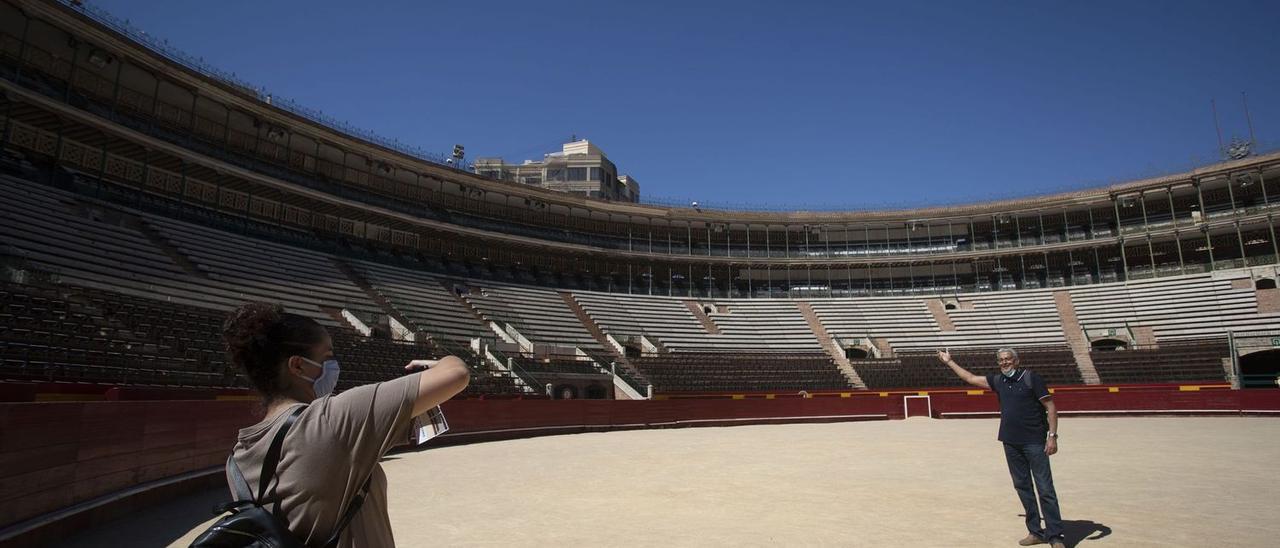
[555,384,579,400]
[1240,349,1280,388]
[1090,338,1128,351]
[846,347,870,360]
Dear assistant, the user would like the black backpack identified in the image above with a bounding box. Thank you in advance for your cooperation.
[190,406,371,547]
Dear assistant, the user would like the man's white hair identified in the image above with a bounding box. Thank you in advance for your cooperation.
[996,347,1019,361]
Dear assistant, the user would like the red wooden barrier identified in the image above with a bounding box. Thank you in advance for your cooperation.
[0,400,261,529]
[2,387,1278,542]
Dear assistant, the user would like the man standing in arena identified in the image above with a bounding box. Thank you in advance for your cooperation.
[937,348,1065,548]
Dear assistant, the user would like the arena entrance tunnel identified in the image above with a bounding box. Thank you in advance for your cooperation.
[1090,338,1128,351]
[1240,349,1280,388]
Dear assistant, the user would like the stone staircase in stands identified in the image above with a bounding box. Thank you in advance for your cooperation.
[797,302,867,389]
[1053,290,1101,384]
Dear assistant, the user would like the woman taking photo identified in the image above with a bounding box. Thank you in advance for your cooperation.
[219,302,469,546]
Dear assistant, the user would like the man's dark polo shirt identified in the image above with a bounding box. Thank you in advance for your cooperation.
[986,369,1052,444]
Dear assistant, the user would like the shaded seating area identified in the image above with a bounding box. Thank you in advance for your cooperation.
[632,352,850,393]
[1089,338,1229,384]
[0,280,536,397]
[0,281,235,388]
[146,214,384,327]
[510,356,606,376]
[330,328,428,390]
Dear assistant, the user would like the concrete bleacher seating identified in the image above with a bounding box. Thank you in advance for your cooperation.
[934,292,1066,348]
[571,292,715,350]
[707,300,825,352]
[145,214,384,326]
[810,291,1066,351]
[0,176,230,311]
[571,293,820,351]
[349,260,488,342]
[1069,274,1280,341]
[464,283,601,351]
[809,297,939,349]
[0,175,1272,395]
[632,352,849,392]
[0,175,357,327]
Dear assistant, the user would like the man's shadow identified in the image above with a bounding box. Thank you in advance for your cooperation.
[1018,517,1112,547]
[1061,520,1112,546]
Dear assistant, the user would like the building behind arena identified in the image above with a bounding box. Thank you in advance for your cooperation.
[1,0,1279,544]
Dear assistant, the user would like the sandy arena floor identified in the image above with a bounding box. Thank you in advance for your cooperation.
[59,417,1280,547]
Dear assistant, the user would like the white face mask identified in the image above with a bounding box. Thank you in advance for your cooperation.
[1002,367,1018,378]
[298,357,341,398]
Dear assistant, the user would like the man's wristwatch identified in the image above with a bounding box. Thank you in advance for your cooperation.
[1047,432,1059,439]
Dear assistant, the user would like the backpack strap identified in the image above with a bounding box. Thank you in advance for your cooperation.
[226,454,253,502]
[216,405,306,516]
[257,405,307,503]
[222,404,369,545]
[322,475,373,548]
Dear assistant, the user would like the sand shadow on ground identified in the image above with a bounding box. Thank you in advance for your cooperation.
[53,487,225,548]
[1062,519,1112,547]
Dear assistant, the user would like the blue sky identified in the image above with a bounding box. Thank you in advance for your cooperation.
[94,0,1280,210]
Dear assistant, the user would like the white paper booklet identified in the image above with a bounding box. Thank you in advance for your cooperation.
[414,405,450,445]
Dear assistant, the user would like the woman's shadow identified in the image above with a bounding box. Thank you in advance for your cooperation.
[1061,519,1112,547]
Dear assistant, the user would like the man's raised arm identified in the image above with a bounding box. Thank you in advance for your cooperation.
[936,349,990,389]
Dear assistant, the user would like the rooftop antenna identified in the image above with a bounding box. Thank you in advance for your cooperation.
[1242,91,1256,146]
[1211,98,1226,160]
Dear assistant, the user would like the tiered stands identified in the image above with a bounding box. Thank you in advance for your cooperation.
[0,176,219,311]
[464,283,601,350]
[633,352,849,392]
[145,214,384,326]
[931,292,1066,348]
[1089,338,1230,384]
[571,292,714,349]
[330,329,424,390]
[0,175,371,328]
[707,300,825,352]
[0,278,535,397]
[0,175,1270,396]
[1070,274,1280,340]
[809,297,939,349]
[852,346,1083,390]
[330,329,531,396]
[572,293,816,351]
[810,291,1066,351]
[511,356,606,376]
[0,282,233,387]
[349,260,488,342]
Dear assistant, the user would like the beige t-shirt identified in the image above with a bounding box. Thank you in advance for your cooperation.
[230,372,421,547]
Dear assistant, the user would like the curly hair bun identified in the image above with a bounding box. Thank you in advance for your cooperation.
[222,302,326,399]
[223,302,283,353]
[223,302,286,397]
